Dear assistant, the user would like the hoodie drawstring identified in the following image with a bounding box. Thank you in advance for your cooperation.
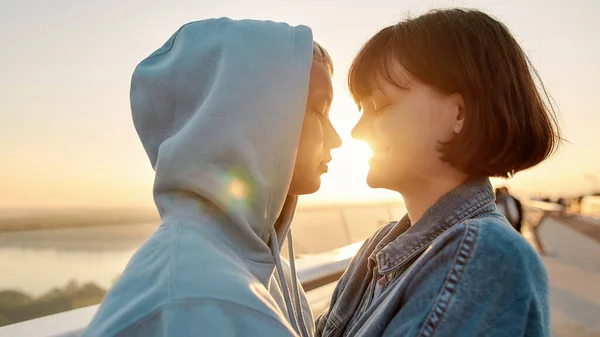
[269,227,302,336]
[287,230,310,337]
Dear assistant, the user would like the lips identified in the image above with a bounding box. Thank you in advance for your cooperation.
[371,145,390,157]
[318,162,329,172]
[319,155,332,172]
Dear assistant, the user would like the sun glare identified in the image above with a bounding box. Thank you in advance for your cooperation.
[299,95,398,202]
[312,133,397,201]
[323,137,373,191]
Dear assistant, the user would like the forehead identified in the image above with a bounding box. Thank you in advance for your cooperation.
[308,61,333,97]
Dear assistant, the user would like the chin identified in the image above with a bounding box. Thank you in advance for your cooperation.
[366,168,398,190]
[309,177,322,193]
[366,172,386,189]
[291,178,321,195]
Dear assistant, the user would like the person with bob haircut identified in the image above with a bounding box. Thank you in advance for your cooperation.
[316,8,560,337]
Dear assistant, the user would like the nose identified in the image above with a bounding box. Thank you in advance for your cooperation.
[325,119,342,150]
[351,115,370,142]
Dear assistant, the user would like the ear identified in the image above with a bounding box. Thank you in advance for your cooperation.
[450,93,465,135]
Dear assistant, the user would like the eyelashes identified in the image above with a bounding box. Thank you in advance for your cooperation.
[372,105,390,116]
[310,106,330,118]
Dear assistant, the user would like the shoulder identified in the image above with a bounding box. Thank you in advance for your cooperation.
[466,214,535,257]
[434,213,546,280]
[89,297,292,337]
[163,224,280,313]
[113,298,295,337]
[397,214,550,337]
[89,263,286,335]
[87,221,284,336]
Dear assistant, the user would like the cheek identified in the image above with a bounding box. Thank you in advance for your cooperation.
[296,117,323,165]
[427,94,458,142]
[375,105,424,148]
[375,103,440,159]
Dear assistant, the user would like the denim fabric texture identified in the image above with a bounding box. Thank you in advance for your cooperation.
[315,177,550,337]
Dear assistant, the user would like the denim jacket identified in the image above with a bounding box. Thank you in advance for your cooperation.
[315,178,550,337]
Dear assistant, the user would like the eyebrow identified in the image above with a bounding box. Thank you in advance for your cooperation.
[311,91,333,110]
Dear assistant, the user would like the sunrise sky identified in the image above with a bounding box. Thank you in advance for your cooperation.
[1,0,599,208]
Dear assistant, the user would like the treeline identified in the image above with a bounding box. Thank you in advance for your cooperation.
[0,280,107,327]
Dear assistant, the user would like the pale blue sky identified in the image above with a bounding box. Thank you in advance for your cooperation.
[1,0,599,207]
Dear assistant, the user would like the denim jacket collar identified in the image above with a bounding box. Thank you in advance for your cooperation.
[368,177,496,274]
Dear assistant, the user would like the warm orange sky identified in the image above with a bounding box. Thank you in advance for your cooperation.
[1,0,599,208]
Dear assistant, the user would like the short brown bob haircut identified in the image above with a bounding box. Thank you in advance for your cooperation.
[348,9,561,178]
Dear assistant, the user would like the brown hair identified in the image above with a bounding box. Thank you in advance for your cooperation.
[348,8,561,178]
[313,41,334,75]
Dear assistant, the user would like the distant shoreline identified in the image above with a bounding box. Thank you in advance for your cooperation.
[0,208,160,233]
[0,200,405,233]
[0,218,158,233]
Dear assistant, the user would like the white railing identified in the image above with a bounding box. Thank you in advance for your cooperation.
[522,199,564,212]
[581,195,600,219]
[0,242,362,337]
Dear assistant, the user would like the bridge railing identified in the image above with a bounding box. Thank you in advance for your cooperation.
[2,199,593,337]
[0,241,363,337]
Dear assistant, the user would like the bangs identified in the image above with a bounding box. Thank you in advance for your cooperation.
[348,25,413,108]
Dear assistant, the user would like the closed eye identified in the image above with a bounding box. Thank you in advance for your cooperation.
[372,105,390,116]
[311,105,330,118]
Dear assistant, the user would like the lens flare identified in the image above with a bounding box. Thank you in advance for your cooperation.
[229,178,249,200]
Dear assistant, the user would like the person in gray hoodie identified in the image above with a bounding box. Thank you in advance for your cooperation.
[82,18,341,337]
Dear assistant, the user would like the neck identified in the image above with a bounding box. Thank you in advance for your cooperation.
[399,171,469,224]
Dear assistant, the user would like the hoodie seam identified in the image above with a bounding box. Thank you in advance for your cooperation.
[265,176,276,242]
[167,222,181,301]
[142,22,192,63]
